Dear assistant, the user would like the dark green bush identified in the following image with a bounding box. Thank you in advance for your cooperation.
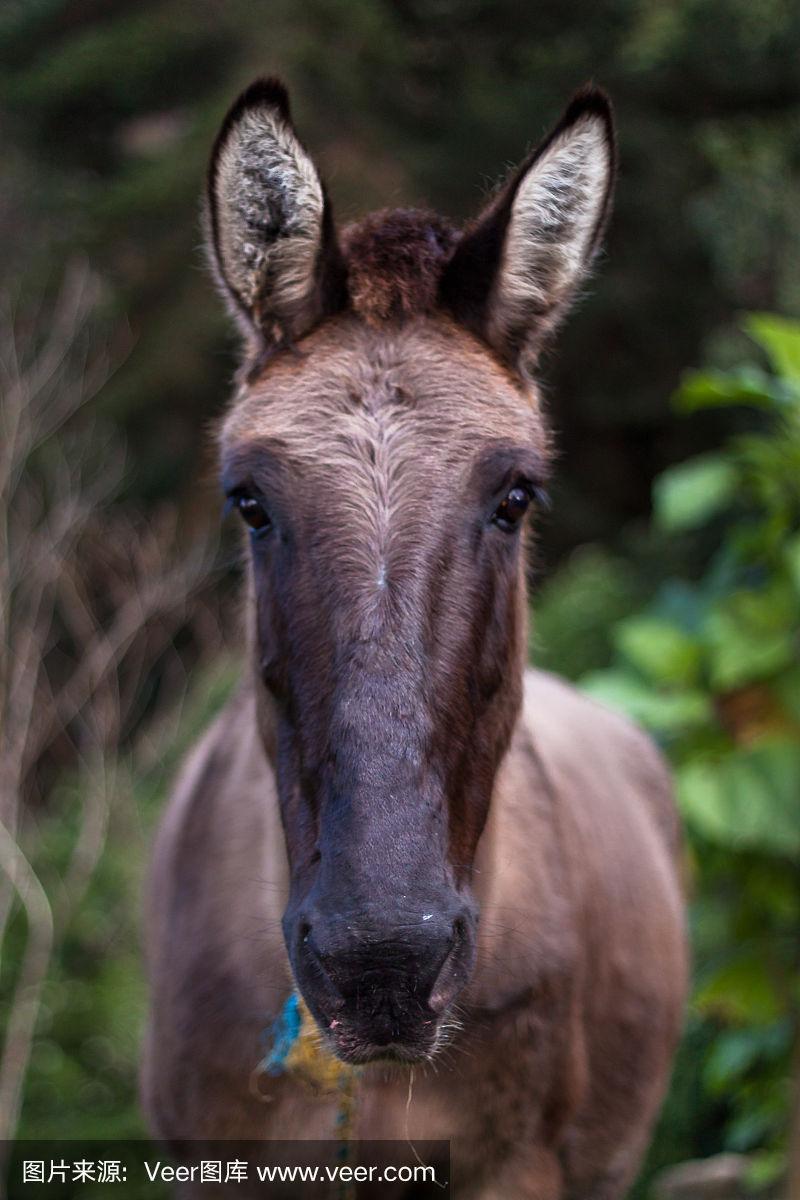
[582,315,800,1190]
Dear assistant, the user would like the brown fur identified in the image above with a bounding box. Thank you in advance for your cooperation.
[142,318,687,1198]
[143,668,686,1197]
[142,81,686,1199]
[342,209,460,325]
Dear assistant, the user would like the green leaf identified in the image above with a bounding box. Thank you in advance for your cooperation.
[726,1107,779,1153]
[775,666,800,720]
[653,454,738,532]
[676,741,800,855]
[746,1149,788,1191]
[704,593,796,690]
[784,532,800,594]
[529,545,641,679]
[695,952,783,1024]
[705,1028,772,1092]
[614,615,701,686]
[745,313,800,384]
[729,580,798,633]
[580,670,712,733]
[674,365,796,414]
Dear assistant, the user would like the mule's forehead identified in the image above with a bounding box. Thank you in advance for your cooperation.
[220,316,548,472]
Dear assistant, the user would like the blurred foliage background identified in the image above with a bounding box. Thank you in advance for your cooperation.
[0,0,798,1195]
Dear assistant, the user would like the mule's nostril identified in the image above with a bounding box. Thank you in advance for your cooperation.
[428,911,474,1015]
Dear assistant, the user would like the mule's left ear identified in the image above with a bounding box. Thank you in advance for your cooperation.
[441,87,616,372]
[206,78,346,350]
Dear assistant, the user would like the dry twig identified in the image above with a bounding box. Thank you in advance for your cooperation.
[0,265,219,1153]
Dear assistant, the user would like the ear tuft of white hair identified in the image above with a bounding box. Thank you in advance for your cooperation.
[441,87,616,371]
[206,78,345,347]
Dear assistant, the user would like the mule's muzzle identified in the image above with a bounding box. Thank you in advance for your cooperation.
[288,903,476,1063]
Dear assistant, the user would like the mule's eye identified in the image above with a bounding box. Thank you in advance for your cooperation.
[232,492,271,534]
[493,486,531,532]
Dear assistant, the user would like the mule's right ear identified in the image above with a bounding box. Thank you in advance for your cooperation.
[206,79,346,349]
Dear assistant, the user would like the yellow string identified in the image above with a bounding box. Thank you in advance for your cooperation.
[278,996,359,1200]
[283,996,357,1095]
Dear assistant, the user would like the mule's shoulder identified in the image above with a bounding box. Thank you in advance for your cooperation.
[168,682,262,807]
[523,666,660,746]
[521,668,681,859]
[148,682,273,910]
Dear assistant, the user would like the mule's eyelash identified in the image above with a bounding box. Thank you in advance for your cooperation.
[223,485,273,538]
[498,476,550,509]
[529,483,551,510]
[222,483,260,509]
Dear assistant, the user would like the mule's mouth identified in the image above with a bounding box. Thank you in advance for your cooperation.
[320,1014,443,1066]
[298,988,447,1067]
[288,905,476,1069]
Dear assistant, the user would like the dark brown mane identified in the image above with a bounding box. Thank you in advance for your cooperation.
[341,208,459,325]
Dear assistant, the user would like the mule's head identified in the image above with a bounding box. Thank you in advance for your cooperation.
[209,80,615,1063]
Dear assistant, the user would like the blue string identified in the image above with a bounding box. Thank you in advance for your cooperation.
[261,993,302,1076]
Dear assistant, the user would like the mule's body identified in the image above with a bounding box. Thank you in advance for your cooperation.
[144,668,685,1197]
[142,80,688,1197]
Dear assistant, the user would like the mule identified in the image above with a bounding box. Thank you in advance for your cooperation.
[142,79,687,1198]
